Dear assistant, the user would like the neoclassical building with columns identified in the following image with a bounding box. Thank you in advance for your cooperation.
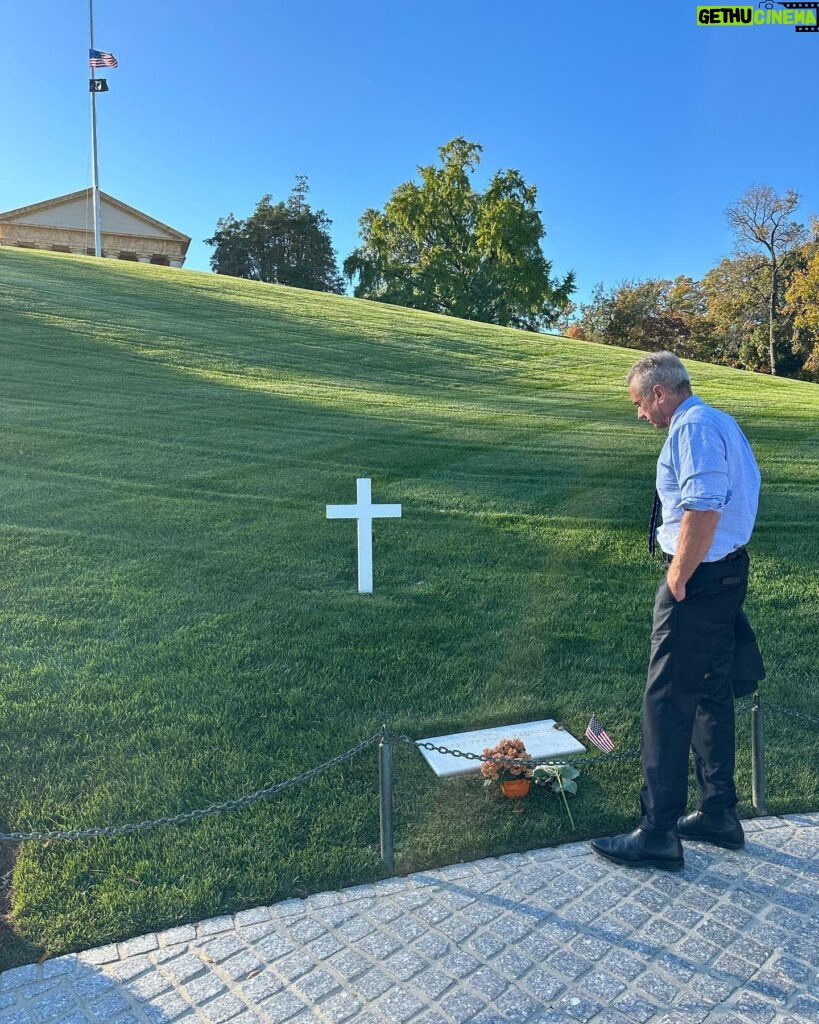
[0,189,190,267]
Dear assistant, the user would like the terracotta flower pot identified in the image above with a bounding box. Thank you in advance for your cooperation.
[500,779,530,799]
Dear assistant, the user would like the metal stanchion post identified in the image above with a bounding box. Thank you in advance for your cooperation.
[379,725,394,870]
[751,693,766,816]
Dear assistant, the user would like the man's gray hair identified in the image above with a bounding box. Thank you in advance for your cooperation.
[626,351,691,398]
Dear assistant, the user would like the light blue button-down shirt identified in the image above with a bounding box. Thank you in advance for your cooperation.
[655,395,761,561]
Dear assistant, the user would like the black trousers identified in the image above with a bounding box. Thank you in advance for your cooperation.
[639,551,750,834]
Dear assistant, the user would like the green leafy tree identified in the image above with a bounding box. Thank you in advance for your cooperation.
[344,138,574,331]
[204,213,254,279]
[725,185,807,376]
[784,220,819,379]
[206,177,345,294]
[568,277,715,360]
[701,246,819,378]
[701,256,772,371]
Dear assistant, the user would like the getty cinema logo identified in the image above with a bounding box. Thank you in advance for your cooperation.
[697,2,819,29]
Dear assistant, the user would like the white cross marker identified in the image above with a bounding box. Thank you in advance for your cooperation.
[326,478,402,593]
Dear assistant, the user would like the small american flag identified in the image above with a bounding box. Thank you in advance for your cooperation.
[585,715,614,753]
[89,49,118,68]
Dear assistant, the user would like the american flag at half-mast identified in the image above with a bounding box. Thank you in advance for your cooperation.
[89,49,118,68]
[585,715,615,753]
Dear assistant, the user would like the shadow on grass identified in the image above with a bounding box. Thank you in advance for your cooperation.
[0,831,41,973]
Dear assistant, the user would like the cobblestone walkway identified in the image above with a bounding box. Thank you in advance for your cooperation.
[1,814,817,1024]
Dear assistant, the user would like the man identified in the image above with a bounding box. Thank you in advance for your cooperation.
[592,352,761,871]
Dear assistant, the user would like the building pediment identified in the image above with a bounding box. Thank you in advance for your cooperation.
[0,189,190,265]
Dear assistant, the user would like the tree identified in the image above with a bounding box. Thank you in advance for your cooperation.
[205,177,345,294]
[344,138,574,331]
[784,220,819,379]
[725,185,807,375]
[567,277,715,360]
[701,256,773,371]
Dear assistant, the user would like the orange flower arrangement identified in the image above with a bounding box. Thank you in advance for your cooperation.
[479,737,533,785]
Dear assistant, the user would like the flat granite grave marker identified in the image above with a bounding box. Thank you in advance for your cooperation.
[417,720,587,778]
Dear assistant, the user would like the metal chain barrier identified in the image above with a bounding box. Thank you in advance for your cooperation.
[398,734,642,767]
[1,699,814,853]
[0,734,381,844]
[762,700,819,726]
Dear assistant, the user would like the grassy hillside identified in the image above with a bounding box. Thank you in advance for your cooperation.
[1,247,817,968]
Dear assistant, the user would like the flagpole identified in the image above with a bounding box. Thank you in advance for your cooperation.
[89,0,102,257]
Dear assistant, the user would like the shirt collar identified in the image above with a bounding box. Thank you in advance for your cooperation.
[669,394,701,428]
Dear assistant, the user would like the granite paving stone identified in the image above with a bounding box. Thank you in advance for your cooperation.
[293,967,341,1003]
[465,966,508,1000]
[327,949,372,981]
[614,992,662,1022]
[197,916,236,938]
[572,936,614,963]
[259,989,309,1023]
[368,905,404,926]
[159,926,198,948]
[710,952,758,983]
[520,967,565,1002]
[494,988,543,1021]
[183,972,227,1005]
[57,1012,94,1024]
[274,952,317,983]
[307,933,344,961]
[437,918,477,944]
[200,991,250,1023]
[1,1011,35,1024]
[581,969,627,1002]
[137,989,191,1021]
[159,952,209,986]
[491,951,532,980]
[411,967,456,1002]
[787,994,819,1019]
[220,953,267,983]
[29,988,80,1022]
[409,933,448,962]
[240,969,285,1003]
[438,988,486,1023]
[0,813,816,1024]
[198,936,248,965]
[7,980,58,1002]
[731,993,779,1023]
[88,989,133,1019]
[124,969,173,1002]
[549,950,594,981]
[107,954,155,984]
[467,932,506,959]
[386,919,427,945]
[559,993,604,1022]
[690,974,735,1005]
[350,968,394,1001]
[592,1011,634,1024]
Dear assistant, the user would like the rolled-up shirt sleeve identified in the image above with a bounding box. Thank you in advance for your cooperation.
[672,424,728,511]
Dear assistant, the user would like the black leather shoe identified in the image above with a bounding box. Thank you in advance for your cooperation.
[677,809,745,850]
[590,828,684,872]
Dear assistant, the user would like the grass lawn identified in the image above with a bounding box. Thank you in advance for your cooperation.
[1,247,817,970]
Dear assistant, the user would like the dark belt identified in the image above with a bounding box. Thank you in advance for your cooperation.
[661,546,746,566]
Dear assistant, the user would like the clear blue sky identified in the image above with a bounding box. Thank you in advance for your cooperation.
[2,1,817,304]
